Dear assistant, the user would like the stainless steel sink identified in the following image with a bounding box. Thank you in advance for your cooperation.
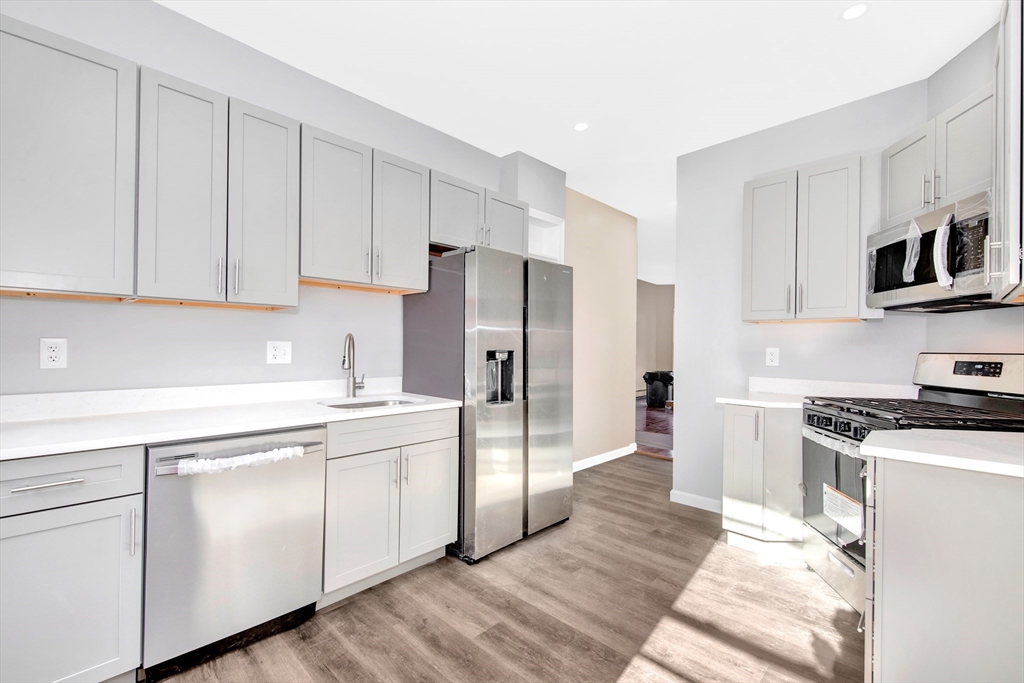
[323,399,414,410]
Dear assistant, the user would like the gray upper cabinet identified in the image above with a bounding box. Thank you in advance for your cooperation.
[372,150,429,291]
[993,0,1022,303]
[880,121,935,230]
[0,494,143,683]
[485,189,528,255]
[0,15,137,296]
[742,171,797,321]
[796,156,861,320]
[935,83,994,207]
[137,67,228,302]
[227,98,300,306]
[300,125,373,284]
[430,171,486,249]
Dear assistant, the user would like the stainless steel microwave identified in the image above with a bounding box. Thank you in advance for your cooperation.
[866,194,1005,313]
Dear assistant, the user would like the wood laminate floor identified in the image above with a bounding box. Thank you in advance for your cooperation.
[165,455,862,683]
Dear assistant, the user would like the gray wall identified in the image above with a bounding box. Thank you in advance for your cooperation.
[674,82,932,505]
[927,24,999,119]
[0,0,503,395]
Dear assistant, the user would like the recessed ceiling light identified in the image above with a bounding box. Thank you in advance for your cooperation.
[840,3,868,21]
[573,122,589,132]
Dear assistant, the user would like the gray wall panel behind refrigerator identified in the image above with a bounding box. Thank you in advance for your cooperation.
[403,254,466,402]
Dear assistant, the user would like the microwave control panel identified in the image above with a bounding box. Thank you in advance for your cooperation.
[953,360,1003,377]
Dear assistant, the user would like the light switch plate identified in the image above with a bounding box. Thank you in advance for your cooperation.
[765,348,779,367]
[267,341,292,364]
[40,338,67,369]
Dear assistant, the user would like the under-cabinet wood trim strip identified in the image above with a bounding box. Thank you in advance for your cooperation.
[0,289,283,311]
[298,277,416,296]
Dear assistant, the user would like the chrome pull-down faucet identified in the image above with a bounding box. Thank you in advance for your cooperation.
[342,333,365,397]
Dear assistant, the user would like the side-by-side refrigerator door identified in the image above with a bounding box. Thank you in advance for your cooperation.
[462,247,526,560]
[525,258,574,535]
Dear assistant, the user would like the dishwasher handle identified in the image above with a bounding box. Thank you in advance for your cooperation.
[155,442,324,476]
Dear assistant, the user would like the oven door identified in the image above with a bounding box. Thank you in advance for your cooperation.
[801,428,866,566]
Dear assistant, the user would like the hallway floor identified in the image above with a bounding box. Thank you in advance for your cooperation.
[637,397,673,459]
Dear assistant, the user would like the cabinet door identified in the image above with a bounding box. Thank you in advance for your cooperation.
[880,121,935,229]
[399,437,458,562]
[741,171,797,321]
[0,494,143,683]
[796,156,861,319]
[485,189,528,255]
[0,16,137,296]
[721,405,765,539]
[137,67,228,302]
[430,171,485,248]
[227,98,300,306]
[993,0,1022,303]
[323,449,400,593]
[935,83,994,207]
[300,125,373,284]
[372,150,429,291]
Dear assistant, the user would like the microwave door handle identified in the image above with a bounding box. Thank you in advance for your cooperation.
[984,235,991,285]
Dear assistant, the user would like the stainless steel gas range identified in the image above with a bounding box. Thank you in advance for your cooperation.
[800,353,1024,613]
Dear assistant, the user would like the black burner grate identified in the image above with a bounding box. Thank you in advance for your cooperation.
[806,396,1024,430]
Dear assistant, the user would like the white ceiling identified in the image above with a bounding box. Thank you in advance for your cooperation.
[158,0,1000,284]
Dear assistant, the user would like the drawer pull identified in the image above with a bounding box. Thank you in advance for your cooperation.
[10,477,86,493]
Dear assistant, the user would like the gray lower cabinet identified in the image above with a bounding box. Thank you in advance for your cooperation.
[399,437,459,561]
[300,125,373,284]
[0,15,138,296]
[227,98,300,306]
[721,403,802,542]
[484,189,529,255]
[0,494,144,683]
[372,150,430,291]
[430,171,486,249]
[323,448,401,592]
[137,67,229,302]
[741,171,797,321]
[796,156,861,319]
[323,421,458,595]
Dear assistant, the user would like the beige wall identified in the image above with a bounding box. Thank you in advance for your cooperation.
[636,280,674,393]
[565,188,637,462]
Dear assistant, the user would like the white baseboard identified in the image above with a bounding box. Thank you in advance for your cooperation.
[670,489,722,514]
[573,443,637,472]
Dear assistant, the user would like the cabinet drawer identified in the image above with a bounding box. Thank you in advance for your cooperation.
[0,447,144,517]
[327,409,459,459]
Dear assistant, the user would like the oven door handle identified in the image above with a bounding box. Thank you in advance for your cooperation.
[802,427,862,459]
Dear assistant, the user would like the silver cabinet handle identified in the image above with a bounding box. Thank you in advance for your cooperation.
[921,174,926,208]
[786,285,791,314]
[486,224,492,246]
[217,257,223,295]
[130,508,136,557]
[931,169,938,204]
[479,225,485,245]
[404,453,410,484]
[984,236,991,285]
[798,284,804,313]
[233,258,240,295]
[393,456,399,488]
[856,610,865,634]
[376,250,381,278]
[366,248,372,276]
[754,412,759,441]
[10,478,85,493]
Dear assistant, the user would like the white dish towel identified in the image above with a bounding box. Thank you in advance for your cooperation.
[177,445,305,476]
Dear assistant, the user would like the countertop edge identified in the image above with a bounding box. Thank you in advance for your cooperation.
[0,398,461,461]
[715,395,805,409]
[860,441,1024,479]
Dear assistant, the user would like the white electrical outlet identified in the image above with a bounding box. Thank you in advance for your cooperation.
[765,347,779,367]
[267,341,292,364]
[40,338,67,369]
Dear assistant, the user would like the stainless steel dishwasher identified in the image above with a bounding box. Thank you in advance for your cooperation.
[143,427,326,668]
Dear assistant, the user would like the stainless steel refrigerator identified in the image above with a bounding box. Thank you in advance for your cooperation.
[403,247,573,562]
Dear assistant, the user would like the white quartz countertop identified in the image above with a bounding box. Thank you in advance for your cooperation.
[715,392,806,409]
[861,429,1024,479]
[0,393,461,461]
